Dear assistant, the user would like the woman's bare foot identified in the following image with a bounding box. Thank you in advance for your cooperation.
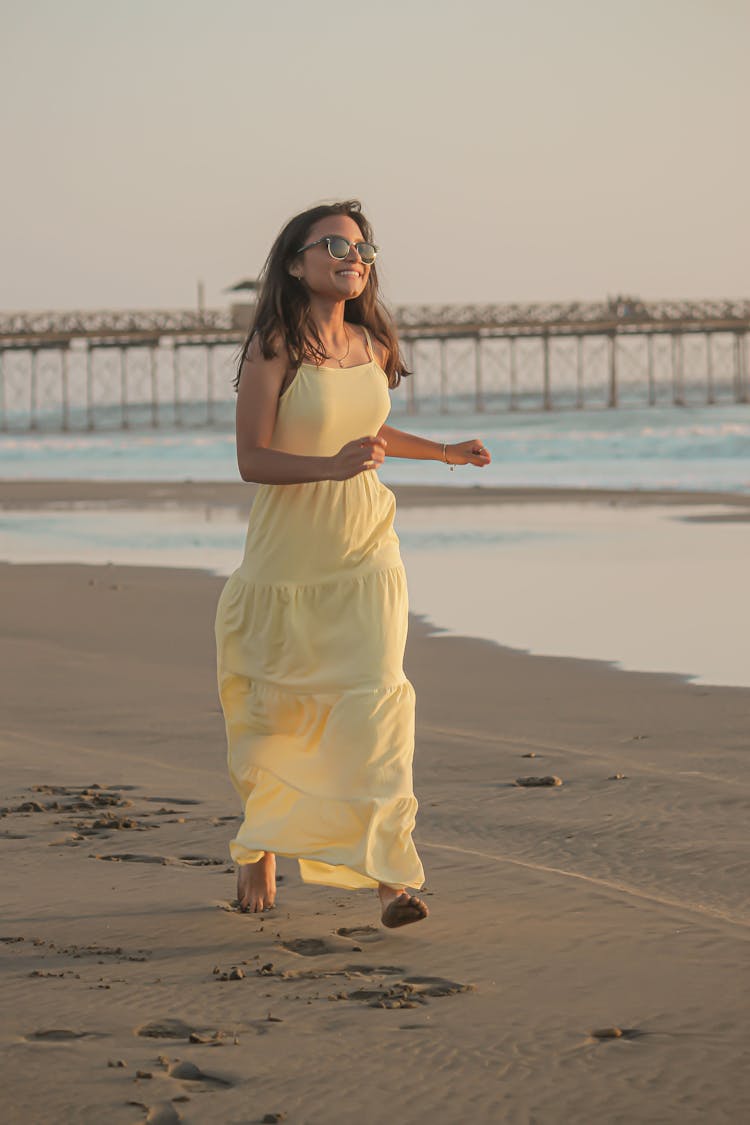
[236,852,276,912]
[378,883,429,929]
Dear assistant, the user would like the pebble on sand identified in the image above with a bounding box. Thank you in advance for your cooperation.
[515,776,563,787]
[590,1026,624,1039]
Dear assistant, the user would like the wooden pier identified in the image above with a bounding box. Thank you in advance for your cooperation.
[0,296,748,431]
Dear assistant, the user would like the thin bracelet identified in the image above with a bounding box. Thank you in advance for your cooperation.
[442,442,455,471]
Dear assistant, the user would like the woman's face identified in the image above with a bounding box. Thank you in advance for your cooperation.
[291,214,372,302]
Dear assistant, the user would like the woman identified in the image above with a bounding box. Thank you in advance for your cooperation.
[215,200,490,929]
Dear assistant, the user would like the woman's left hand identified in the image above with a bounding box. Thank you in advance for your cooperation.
[446,439,491,467]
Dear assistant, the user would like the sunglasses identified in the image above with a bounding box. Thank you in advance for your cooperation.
[296,234,378,265]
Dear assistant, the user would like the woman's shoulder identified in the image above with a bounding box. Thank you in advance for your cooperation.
[238,332,296,396]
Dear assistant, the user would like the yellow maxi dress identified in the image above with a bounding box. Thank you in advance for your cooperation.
[214,327,425,891]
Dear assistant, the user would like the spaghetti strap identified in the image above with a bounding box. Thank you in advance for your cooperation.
[361,325,374,362]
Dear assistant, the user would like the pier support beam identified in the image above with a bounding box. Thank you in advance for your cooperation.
[542,334,551,410]
[150,346,159,427]
[207,346,215,424]
[406,339,416,414]
[173,346,182,426]
[439,338,447,414]
[474,335,484,412]
[647,334,655,405]
[30,349,39,430]
[607,334,617,408]
[509,337,517,410]
[735,332,748,403]
[120,347,128,429]
[86,347,94,430]
[576,335,584,408]
[672,334,684,405]
[0,351,5,432]
[62,348,70,431]
[706,334,714,405]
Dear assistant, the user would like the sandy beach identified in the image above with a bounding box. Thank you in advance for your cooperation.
[1,483,749,1124]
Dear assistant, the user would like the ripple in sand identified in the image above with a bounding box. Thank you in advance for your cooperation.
[26,1028,90,1041]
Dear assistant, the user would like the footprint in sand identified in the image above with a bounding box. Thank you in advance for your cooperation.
[136,1019,194,1041]
[335,924,379,938]
[348,976,474,1008]
[281,938,339,957]
[143,797,202,806]
[95,853,224,867]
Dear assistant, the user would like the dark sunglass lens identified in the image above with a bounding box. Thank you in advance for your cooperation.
[327,236,351,259]
[357,243,377,264]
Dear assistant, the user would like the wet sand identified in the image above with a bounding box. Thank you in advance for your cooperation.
[1,483,749,1123]
[2,476,750,515]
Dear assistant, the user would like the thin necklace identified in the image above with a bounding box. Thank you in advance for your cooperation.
[327,324,350,367]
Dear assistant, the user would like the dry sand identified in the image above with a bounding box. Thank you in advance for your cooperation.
[1,484,749,1124]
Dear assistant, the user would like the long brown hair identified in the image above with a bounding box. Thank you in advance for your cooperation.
[233,200,410,390]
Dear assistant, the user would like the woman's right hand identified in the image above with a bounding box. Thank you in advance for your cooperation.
[330,435,387,480]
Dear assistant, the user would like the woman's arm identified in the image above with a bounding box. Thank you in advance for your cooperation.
[236,337,386,484]
[378,424,491,468]
[370,338,490,468]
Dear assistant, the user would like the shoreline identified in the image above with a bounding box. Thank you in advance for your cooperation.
[2,477,750,514]
[1,479,748,687]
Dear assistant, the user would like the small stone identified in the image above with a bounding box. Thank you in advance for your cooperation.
[107,1058,127,1068]
[229,966,245,980]
[515,775,563,787]
[135,1069,153,1079]
[609,773,627,780]
[521,752,537,758]
[591,1026,623,1039]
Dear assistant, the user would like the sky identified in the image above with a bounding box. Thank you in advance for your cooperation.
[2,0,748,312]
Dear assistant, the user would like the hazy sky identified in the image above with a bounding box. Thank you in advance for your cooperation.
[2,0,747,311]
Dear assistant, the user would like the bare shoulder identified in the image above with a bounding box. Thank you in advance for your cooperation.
[238,332,291,396]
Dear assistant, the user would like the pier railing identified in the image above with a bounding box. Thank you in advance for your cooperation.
[1,297,748,430]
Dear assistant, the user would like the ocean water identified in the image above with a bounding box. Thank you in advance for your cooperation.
[1,401,748,687]
[1,402,749,492]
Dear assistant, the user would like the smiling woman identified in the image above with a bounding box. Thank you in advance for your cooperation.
[214,199,490,930]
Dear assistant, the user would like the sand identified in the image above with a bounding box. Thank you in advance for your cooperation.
[1,484,749,1124]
